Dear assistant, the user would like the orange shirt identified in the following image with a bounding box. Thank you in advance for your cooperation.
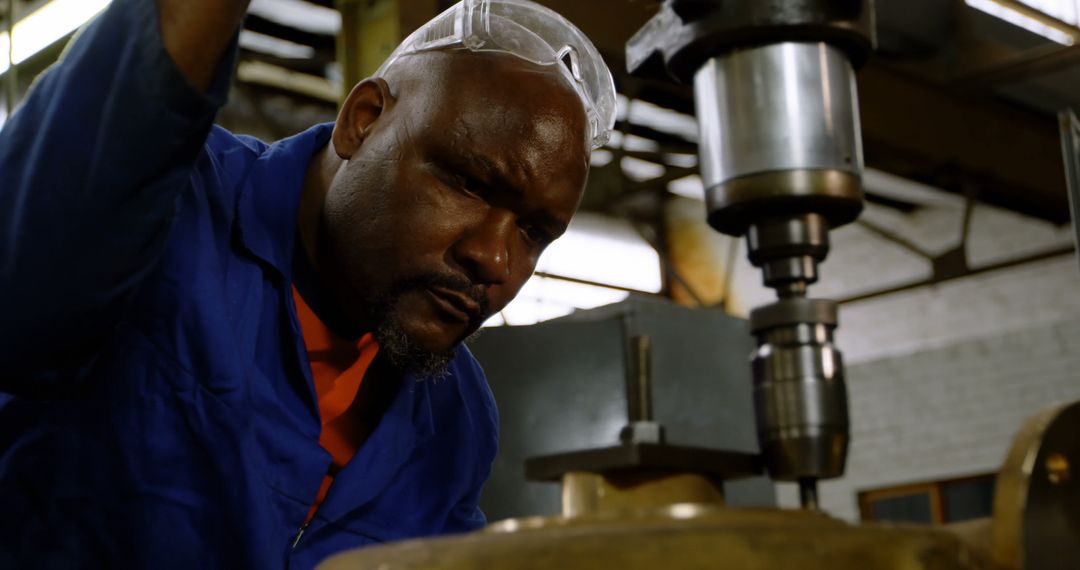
[292,286,380,523]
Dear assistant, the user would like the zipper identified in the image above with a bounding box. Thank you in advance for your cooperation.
[291,521,311,550]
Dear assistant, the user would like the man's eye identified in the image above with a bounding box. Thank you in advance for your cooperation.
[522,225,551,246]
[449,173,481,198]
[432,165,475,195]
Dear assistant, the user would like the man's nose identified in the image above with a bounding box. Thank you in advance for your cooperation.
[452,209,513,286]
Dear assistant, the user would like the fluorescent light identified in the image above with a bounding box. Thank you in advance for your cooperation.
[621,156,665,181]
[966,0,1077,45]
[14,0,111,61]
[623,135,660,152]
[627,98,699,142]
[589,148,613,167]
[249,0,341,36]
[1,0,112,75]
[605,130,624,148]
[669,174,705,200]
[239,30,315,59]
[236,60,339,102]
[0,0,339,76]
[0,32,8,75]
[615,93,629,122]
[665,152,697,168]
[1019,0,1078,25]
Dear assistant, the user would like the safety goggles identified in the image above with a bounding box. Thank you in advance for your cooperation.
[375,0,616,150]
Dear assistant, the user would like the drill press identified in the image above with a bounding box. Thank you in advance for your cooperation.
[626,0,874,508]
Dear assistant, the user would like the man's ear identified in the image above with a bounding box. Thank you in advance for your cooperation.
[331,77,394,159]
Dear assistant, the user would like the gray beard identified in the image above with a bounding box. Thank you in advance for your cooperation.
[374,318,455,380]
[374,317,484,380]
[367,276,487,380]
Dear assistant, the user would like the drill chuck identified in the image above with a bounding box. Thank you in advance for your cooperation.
[750,298,850,481]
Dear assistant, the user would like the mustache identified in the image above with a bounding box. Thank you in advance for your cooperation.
[387,272,491,318]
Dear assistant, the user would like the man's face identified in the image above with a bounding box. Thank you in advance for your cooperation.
[318,52,589,368]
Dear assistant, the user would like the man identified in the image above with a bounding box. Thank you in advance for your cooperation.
[0,0,615,567]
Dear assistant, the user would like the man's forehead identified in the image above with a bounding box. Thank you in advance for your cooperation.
[442,119,582,207]
[406,54,586,163]
[380,51,589,215]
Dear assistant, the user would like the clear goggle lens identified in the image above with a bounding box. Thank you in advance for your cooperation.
[376,0,616,150]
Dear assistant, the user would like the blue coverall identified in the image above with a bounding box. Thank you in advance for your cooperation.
[0,1,499,567]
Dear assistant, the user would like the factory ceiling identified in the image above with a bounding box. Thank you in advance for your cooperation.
[2,0,1074,224]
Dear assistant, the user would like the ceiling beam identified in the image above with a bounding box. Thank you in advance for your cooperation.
[245,13,336,54]
[858,60,1068,223]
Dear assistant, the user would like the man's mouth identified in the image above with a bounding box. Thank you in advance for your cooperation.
[425,285,482,324]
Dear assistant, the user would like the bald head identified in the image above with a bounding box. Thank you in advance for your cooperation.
[337,50,590,179]
[308,50,591,376]
[388,51,587,146]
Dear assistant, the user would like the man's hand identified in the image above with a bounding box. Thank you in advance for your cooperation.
[157,0,250,92]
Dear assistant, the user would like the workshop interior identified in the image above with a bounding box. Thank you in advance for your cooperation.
[3,0,1079,568]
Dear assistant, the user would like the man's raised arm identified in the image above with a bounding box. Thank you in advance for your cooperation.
[0,0,248,387]
[159,0,250,91]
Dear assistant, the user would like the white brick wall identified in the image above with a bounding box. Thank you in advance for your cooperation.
[839,256,1080,364]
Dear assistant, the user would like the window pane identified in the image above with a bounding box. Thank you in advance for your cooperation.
[942,477,995,522]
[483,277,629,327]
[870,492,934,524]
[536,212,663,293]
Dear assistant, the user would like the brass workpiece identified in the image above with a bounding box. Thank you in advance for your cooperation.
[316,401,1078,570]
[990,400,1080,570]
[559,471,726,518]
[319,504,981,570]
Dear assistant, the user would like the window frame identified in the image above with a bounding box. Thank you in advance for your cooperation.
[858,473,997,524]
